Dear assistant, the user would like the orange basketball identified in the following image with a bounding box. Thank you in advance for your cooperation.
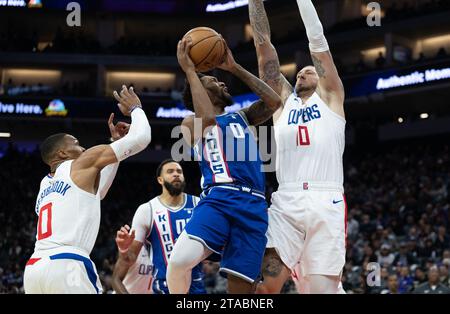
[183,27,226,72]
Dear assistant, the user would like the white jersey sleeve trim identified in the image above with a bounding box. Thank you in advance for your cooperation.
[193,196,200,207]
[131,202,152,243]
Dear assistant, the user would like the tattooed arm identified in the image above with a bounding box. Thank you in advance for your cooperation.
[233,65,282,126]
[296,0,345,117]
[249,0,293,122]
[218,45,282,126]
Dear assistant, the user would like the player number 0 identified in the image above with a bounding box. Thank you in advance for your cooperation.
[297,126,310,146]
[37,202,53,240]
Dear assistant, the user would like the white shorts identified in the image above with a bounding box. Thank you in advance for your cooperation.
[266,182,347,276]
[24,247,102,294]
[291,263,346,294]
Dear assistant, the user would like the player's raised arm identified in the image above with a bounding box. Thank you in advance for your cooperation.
[217,44,282,126]
[71,85,151,194]
[296,0,345,113]
[97,113,131,200]
[177,38,217,145]
[248,0,293,104]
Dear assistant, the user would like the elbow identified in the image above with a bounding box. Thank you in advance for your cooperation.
[270,98,283,111]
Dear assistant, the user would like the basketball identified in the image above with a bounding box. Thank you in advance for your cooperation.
[183,27,226,72]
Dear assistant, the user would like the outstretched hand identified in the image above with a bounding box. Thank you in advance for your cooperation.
[115,224,135,253]
[113,85,142,117]
[108,113,130,141]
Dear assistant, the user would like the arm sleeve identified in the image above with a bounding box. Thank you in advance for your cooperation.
[296,0,329,53]
[98,162,119,200]
[131,203,152,243]
[110,108,152,161]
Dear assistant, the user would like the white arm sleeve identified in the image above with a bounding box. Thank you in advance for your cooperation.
[296,0,329,53]
[110,108,151,161]
[98,162,119,200]
[131,203,152,243]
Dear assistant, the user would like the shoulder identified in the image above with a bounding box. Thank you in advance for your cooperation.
[182,114,195,126]
[235,110,250,125]
[132,201,153,227]
[134,201,153,218]
[187,194,201,206]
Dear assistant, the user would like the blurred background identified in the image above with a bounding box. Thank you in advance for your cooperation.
[1,0,450,294]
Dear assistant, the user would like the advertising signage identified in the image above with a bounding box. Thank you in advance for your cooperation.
[345,63,450,98]
[0,93,258,120]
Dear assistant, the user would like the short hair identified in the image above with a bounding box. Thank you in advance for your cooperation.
[156,159,180,178]
[39,133,67,165]
[182,73,206,112]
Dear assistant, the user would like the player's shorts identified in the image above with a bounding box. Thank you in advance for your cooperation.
[291,262,346,294]
[266,181,347,277]
[185,184,268,283]
[152,278,206,294]
[24,247,102,294]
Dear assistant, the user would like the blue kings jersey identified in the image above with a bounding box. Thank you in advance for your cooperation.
[146,194,203,283]
[193,111,265,192]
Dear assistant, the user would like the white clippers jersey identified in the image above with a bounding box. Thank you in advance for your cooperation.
[33,160,101,255]
[274,92,345,186]
[122,245,153,294]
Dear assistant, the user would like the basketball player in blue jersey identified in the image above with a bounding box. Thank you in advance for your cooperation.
[166,38,282,294]
[114,159,205,294]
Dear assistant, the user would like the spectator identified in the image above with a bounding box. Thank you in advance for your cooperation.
[378,243,396,267]
[375,52,386,69]
[413,266,450,294]
[439,264,450,287]
[435,226,450,254]
[347,210,360,241]
[436,47,447,59]
[413,266,427,289]
[381,274,399,294]
[393,241,417,266]
[398,265,414,293]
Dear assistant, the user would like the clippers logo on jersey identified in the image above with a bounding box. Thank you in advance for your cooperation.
[288,104,322,125]
[35,180,72,214]
[274,92,345,185]
[138,264,153,276]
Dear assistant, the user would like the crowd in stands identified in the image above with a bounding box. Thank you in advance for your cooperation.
[0,79,174,99]
[1,1,449,75]
[0,134,449,294]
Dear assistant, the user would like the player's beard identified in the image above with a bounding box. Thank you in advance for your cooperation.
[220,88,234,107]
[164,180,185,196]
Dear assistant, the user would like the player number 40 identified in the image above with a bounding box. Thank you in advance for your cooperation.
[297,126,310,146]
[37,202,53,240]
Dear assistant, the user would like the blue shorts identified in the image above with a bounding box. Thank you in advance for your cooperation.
[184,185,268,283]
[152,278,206,294]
